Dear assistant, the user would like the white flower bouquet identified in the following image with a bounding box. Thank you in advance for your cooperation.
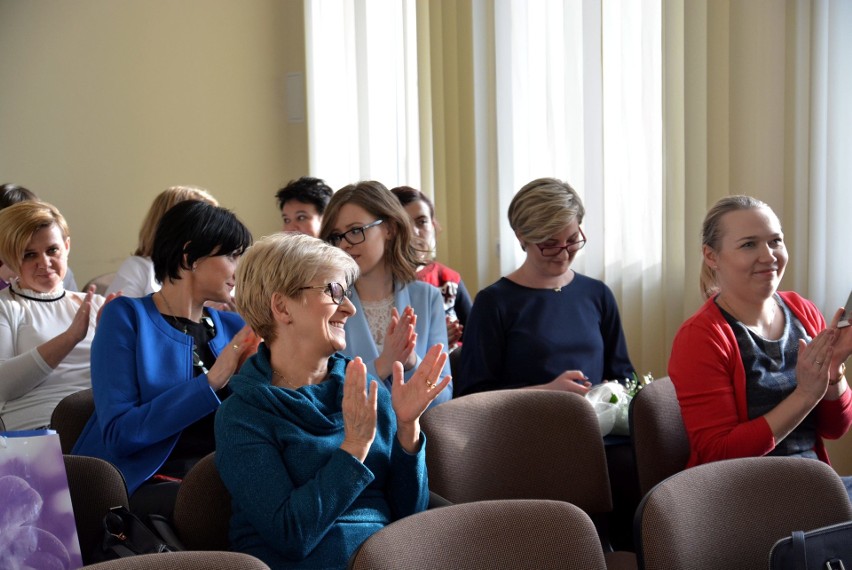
[585,372,654,436]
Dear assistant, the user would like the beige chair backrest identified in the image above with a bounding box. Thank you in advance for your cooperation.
[64,454,129,566]
[628,377,690,496]
[83,272,117,296]
[51,388,95,454]
[635,456,852,570]
[421,390,613,514]
[172,452,232,551]
[82,551,270,569]
[348,499,608,570]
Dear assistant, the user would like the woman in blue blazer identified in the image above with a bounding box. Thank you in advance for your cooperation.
[320,181,452,406]
[73,200,256,517]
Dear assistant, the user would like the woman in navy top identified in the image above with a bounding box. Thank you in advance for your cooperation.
[458,177,634,396]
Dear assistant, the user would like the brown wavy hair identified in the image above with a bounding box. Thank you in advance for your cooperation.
[319,181,420,285]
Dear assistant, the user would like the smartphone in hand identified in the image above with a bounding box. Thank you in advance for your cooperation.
[839,289,852,328]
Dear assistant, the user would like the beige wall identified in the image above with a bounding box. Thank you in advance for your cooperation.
[0,0,308,285]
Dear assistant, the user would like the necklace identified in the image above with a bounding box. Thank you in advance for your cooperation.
[10,281,67,302]
[158,291,214,374]
[272,368,304,390]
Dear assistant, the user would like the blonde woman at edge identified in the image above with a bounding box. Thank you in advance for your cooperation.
[669,195,852,498]
[106,186,218,298]
[0,201,115,430]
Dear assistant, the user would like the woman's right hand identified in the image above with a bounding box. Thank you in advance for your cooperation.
[794,328,836,402]
[376,306,418,378]
[340,357,378,463]
[544,370,592,395]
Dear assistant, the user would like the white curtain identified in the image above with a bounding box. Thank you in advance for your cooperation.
[305,0,420,191]
[805,0,852,314]
[493,0,663,374]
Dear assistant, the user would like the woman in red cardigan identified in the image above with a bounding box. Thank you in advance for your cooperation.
[669,195,852,473]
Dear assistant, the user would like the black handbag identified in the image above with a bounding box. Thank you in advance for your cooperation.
[92,506,184,561]
[769,520,852,570]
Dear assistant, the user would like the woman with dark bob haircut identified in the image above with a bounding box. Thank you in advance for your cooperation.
[74,200,258,518]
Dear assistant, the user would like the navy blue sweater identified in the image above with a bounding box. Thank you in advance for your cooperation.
[458,274,634,395]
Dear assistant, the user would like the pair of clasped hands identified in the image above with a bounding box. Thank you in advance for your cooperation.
[340,343,451,459]
[793,307,852,402]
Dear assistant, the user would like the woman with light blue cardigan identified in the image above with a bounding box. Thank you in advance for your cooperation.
[319,181,452,406]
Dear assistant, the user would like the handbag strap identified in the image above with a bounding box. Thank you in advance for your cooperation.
[791,530,808,570]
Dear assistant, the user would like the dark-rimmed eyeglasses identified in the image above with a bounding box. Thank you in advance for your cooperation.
[298,282,353,305]
[327,219,384,247]
[535,228,587,257]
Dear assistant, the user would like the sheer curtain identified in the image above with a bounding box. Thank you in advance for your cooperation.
[494,0,664,375]
[802,0,852,313]
[306,0,667,375]
[305,0,421,191]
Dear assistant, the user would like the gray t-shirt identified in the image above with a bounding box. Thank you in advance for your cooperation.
[717,294,818,459]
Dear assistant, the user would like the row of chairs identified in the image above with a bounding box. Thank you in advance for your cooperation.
[51,380,852,569]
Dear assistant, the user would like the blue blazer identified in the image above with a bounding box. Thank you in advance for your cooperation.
[73,295,245,494]
[342,281,452,406]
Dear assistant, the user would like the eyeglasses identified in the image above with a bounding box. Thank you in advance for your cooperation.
[535,228,587,257]
[327,219,384,247]
[298,282,353,305]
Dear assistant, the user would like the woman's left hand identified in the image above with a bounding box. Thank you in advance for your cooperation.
[206,325,258,390]
[391,344,451,452]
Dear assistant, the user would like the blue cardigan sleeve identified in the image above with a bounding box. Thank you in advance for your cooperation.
[215,400,375,561]
[89,298,222,458]
[386,434,429,519]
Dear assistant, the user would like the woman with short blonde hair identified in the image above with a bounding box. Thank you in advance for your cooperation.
[0,201,106,430]
[458,176,633,396]
[218,232,449,569]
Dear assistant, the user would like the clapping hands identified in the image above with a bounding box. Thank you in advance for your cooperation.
[376,306,418,378]
[392,343,451,452]
[340,357,378,463]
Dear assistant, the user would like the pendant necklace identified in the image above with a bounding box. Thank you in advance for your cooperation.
[159,291,213,374]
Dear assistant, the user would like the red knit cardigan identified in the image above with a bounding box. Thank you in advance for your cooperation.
[668,291,852,467]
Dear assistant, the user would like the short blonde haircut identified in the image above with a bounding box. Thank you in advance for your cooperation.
[135,186,218,257]
[0,201,70,275]
[236,232,359,342]
[508,177,586,244]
